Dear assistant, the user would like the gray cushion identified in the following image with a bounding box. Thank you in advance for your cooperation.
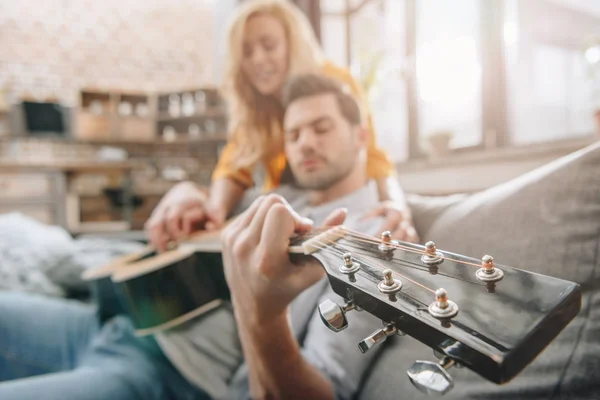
[359,141,600,400]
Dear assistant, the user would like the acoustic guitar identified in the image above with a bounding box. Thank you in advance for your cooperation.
[83,225,581,395]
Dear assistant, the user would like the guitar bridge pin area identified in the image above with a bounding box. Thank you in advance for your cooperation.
[476,255,504,283]
[421,241,444,266]
[428,288,459,319]
[378,269,402,294]
[378,231,395,252]
[340,252,361,275]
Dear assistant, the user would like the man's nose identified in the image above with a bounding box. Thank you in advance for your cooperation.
[297,130,319,150]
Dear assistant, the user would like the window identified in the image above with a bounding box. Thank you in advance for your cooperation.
[319,0,600,161]
[416,0,482,149]
[504,0,600,145]
[321,0,410,162]
[320,0,347,68]
[350,0,409,162]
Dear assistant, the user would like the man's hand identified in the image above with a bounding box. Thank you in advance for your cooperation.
[222,194,322,323]
[145,181,226,251]
[361,201,420,244]
[221,194,346,400]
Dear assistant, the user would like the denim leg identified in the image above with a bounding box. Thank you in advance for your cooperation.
[0,292,211,400]
[82,316,211,400]
[0,365,167,400]
[0,291,99,380]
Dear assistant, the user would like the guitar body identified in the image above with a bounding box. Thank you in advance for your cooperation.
[83,246,156,322]
[112,249,229,336]
[83,231,229,336]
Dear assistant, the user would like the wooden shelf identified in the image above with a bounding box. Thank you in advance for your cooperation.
[0,160,135,173]
[73,221,131,233]
[0,197,56,206]
[156,107,226,122]
[73,135,227,145]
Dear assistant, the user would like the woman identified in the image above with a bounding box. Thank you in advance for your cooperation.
[146,0,417,250]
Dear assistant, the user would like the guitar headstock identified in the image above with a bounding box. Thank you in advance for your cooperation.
[292,226,581,396]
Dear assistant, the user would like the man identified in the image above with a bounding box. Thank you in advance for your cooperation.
[0,74,415,400]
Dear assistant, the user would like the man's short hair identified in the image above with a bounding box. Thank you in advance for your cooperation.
[281,73,363,126]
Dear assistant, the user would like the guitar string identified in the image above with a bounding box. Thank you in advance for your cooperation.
[295,227,478,290]
[339,228,484,268]
[298,229,442,293]
[310,236,436,294]
[292,227,335,242]
[329,232,473,275]
[346,228,485,269]
[339,243,477,285]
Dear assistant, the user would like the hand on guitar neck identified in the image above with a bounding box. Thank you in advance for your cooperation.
[145,181,228,251]
[222,194,348,400]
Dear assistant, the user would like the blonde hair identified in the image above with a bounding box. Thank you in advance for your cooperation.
[222,0,325,169]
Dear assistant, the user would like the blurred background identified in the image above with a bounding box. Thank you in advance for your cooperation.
[0,0,598,236]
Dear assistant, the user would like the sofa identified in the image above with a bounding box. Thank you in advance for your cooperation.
[357,141,600,399]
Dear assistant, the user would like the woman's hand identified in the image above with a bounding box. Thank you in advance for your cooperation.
[361,201,419,244]
[144,181,226,251]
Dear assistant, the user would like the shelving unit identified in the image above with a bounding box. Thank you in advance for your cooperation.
[0,87,230,232]
[76,89,157,142]
[117,92,156,142]
[76,87,227,144]
[76,90,114,141]
[156,87,227,142]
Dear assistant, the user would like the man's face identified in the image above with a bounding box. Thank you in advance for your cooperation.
[284,93,364,190]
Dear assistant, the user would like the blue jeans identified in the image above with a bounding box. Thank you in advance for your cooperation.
[0,291,210,400]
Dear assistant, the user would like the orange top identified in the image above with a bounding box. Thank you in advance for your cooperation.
[212,61,395,191]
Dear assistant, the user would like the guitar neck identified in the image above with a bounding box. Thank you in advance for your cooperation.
[182,226,346,256]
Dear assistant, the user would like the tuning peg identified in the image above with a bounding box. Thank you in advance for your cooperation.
[421,241,444,266]
[378,231,394,251]
[407,356,456,396]
[476,255,504,283]
[318,299,355,332]
[429,288,459,320]
[378,269,402,294]
[339,252,361,281]
[358,323,397,353]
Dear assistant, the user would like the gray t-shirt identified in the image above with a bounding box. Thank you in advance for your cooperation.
[155,181,385,400]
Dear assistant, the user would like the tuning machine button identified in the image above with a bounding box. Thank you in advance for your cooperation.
[476,255,504,283]
[318,299,355,332]
[358,323,397,353]
[407,356,456,396]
